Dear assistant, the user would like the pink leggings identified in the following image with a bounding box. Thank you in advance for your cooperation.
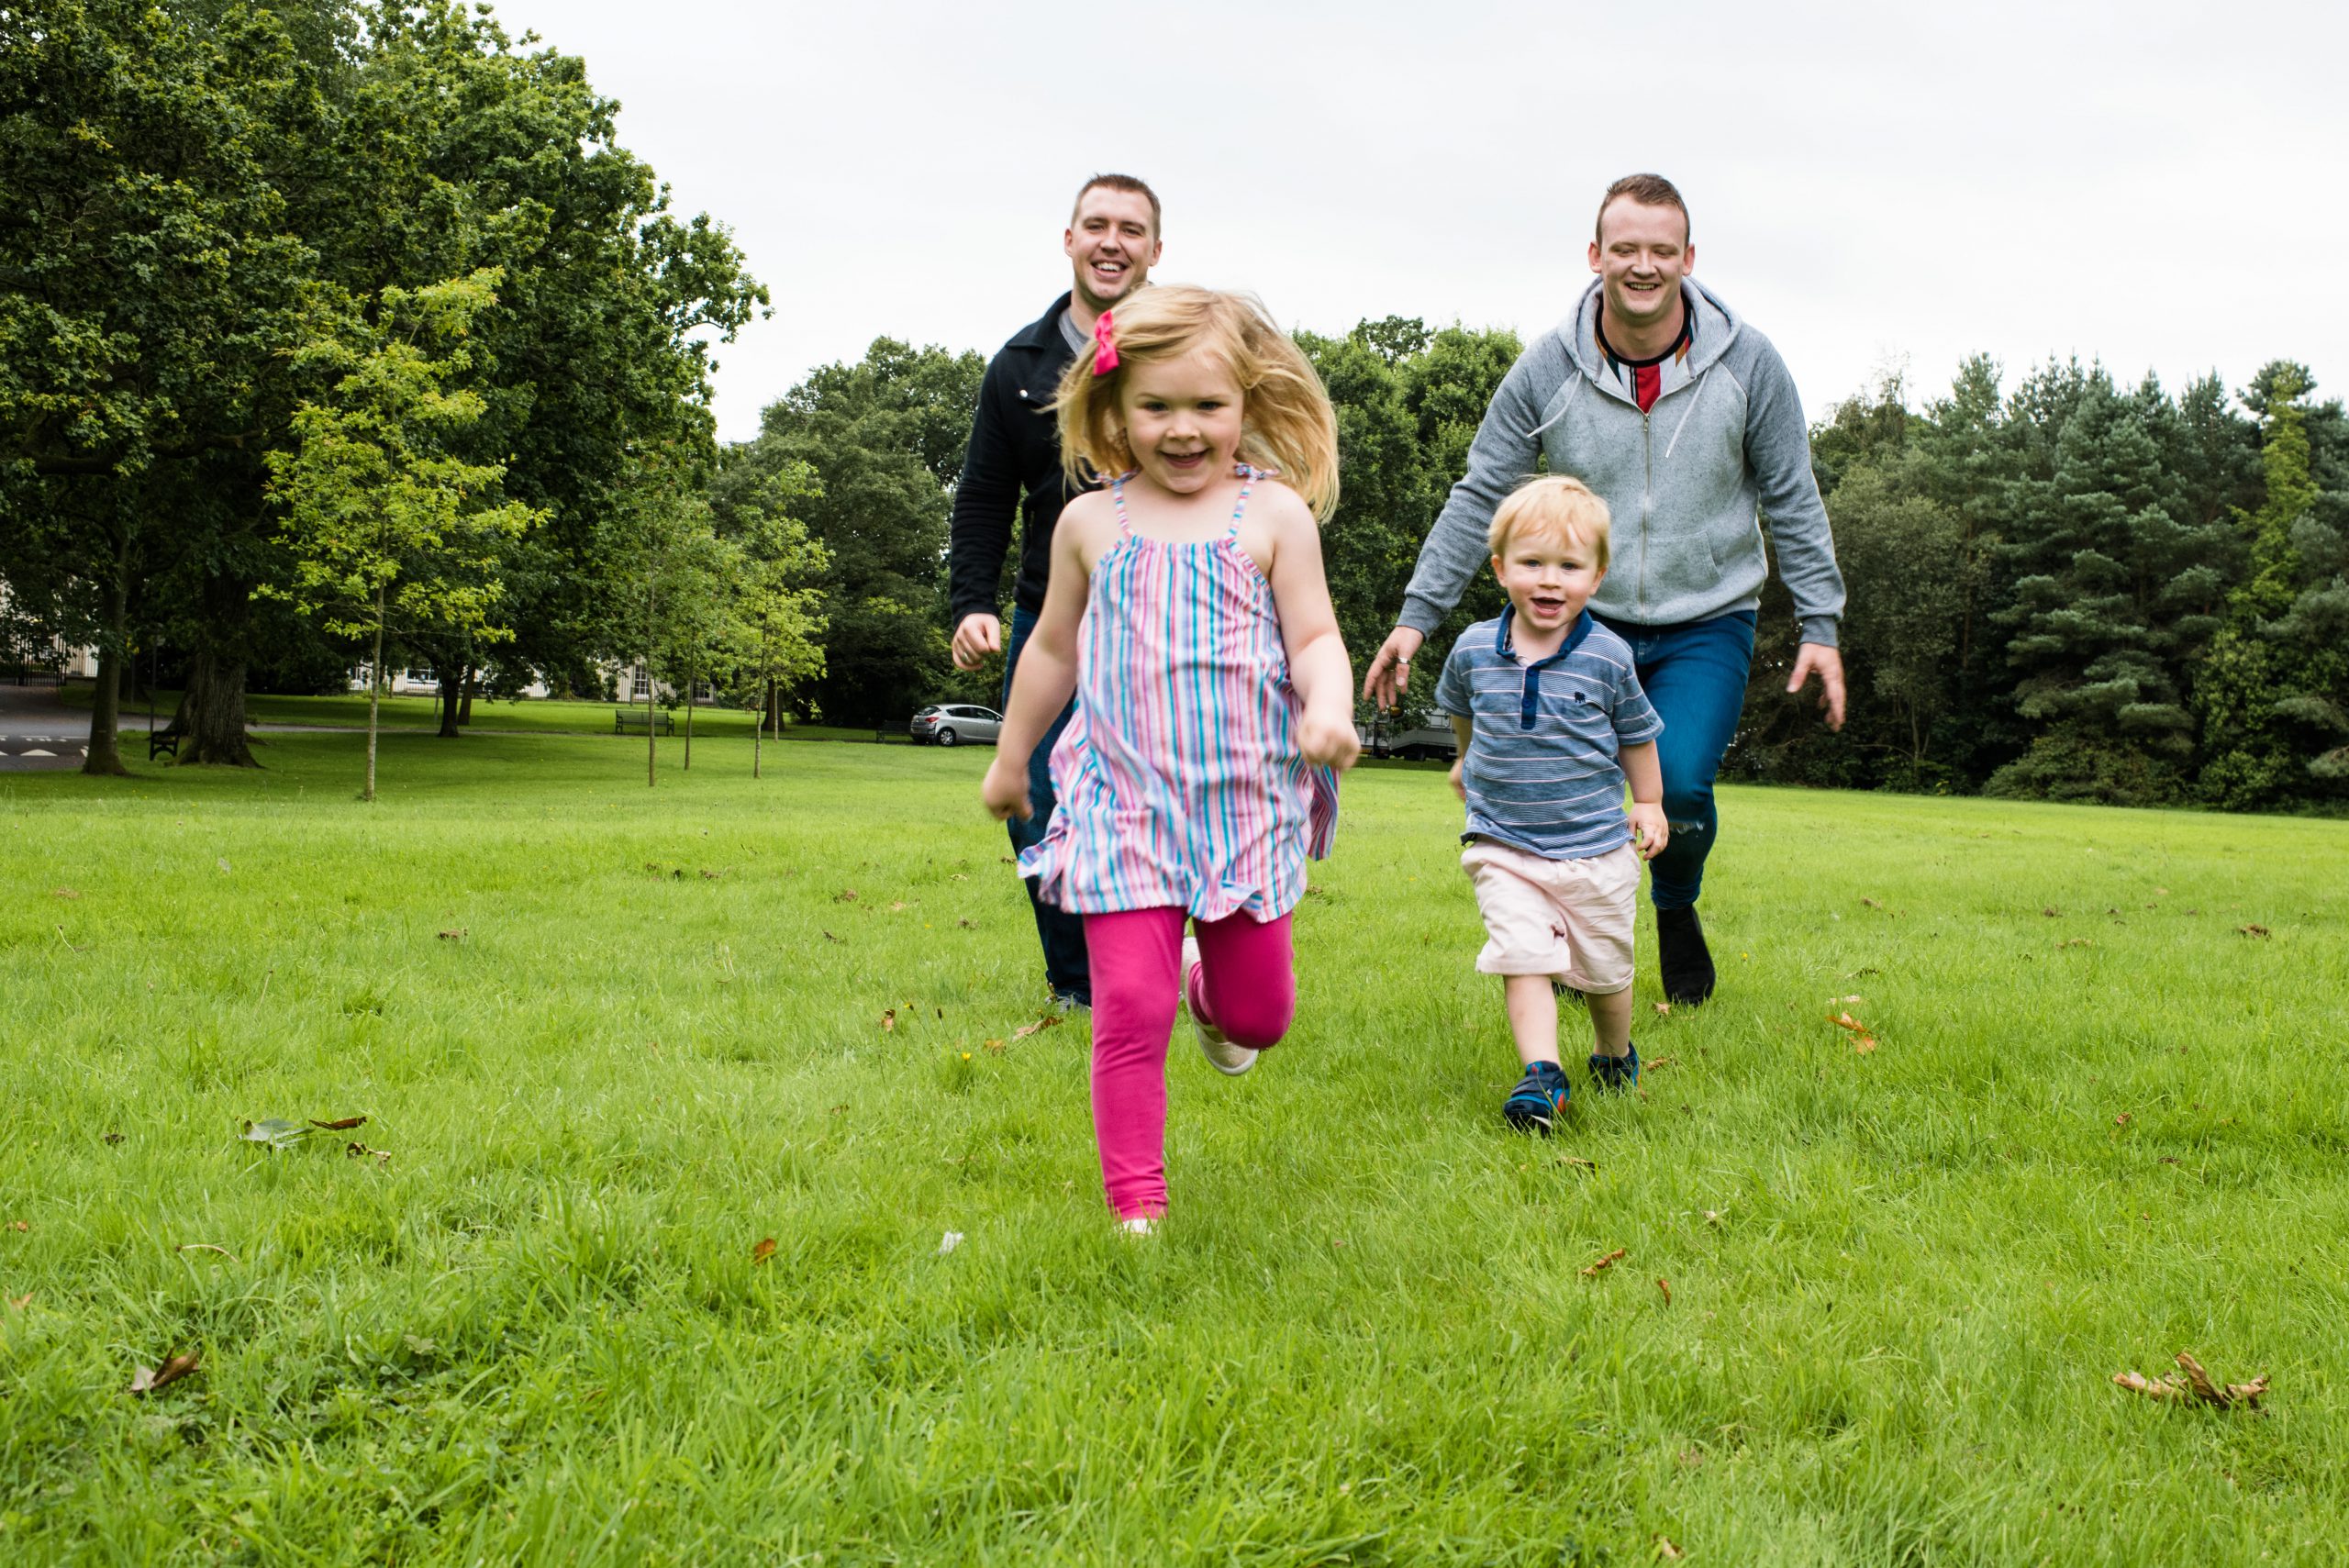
[1084,906,1296,1220]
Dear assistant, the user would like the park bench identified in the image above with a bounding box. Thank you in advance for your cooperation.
[614,707,674,736]
[147,727,179,761]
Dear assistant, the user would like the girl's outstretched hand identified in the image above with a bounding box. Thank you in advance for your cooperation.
[981,758,1032,821]
[1297,709,1361,772]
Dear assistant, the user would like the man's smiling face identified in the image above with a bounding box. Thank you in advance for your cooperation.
[1065,187,1161,315]
[1588,197,1693,333]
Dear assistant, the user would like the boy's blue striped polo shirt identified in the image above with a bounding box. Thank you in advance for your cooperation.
[1433,606,1663,860]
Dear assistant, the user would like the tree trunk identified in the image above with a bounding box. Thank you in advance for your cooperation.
[167,648,260,766]
[684,664,696,771]
[438,664,462,738]
[459,663,473,725]
[81,528,132,777]
[754,677,766,779]
[646,657,657,787]
[364,593,384,801]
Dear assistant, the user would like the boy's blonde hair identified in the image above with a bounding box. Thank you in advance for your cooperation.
[1055,285,1340,520]
[1488,474,1611,569]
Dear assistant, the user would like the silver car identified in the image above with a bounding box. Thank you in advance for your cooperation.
[908,704,1002,747]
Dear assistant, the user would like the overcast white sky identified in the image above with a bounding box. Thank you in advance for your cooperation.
[497,0,2348,445]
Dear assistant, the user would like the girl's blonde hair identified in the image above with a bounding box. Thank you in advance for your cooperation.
[1055,285,1340,520]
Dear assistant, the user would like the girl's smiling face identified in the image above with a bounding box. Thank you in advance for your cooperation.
[1119,348,1245,495]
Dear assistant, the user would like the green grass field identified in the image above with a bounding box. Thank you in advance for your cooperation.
[4,732,2345,1564]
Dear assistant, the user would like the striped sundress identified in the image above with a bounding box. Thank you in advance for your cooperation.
[1020,465,1339,922]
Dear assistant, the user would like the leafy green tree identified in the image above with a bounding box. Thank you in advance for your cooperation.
[2194,364,2349,806]
[0,0,328,772]
[1982,370,2232,804]
[744,339,984,725]
[1819,460,1974,785]
[719,466,829,778]
[1300,317,1519,731]
[265,271,541,800]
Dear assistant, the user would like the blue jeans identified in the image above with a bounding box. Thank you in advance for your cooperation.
[1593,609,1755,911]
[1004,605,1091,1003]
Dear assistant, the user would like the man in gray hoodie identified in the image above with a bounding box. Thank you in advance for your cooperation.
[1364,173,1847,1006]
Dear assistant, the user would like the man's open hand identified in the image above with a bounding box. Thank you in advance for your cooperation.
[1362,626,1425,711]
[1787,642,1846,731]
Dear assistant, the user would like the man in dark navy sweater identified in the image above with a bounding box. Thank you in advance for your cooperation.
[948,173,1163,1010]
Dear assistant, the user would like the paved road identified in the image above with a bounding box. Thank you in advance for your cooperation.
[0,684,159,768]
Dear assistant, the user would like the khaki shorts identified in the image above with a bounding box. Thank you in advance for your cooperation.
[1461,839,1640,995]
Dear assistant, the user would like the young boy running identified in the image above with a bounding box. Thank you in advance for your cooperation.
[1433,476,1668,1132]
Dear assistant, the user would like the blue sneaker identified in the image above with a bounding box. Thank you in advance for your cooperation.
[1587,1044,1640,1094]
[1502,1062,1571,1134]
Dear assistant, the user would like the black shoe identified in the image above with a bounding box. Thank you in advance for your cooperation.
[1656,905,1716,1006]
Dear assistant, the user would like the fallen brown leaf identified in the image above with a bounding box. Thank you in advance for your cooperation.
[103,1131,124,1145]
[881,1008,896,1033]
[1581,1247,1627,1276]
[982,1037,1007,1054]
[1657,1536,1685,1560]
[958,918,975,929]
[2057,937,2091,949]
[835,889,858,903]
[52,886,81,899]
[1651,1001,1671,1017]
[6,1293,28,1310]
[1854,1034,1877,1054]
[1008,1013,1063,1042]
[8,1220,25,1232]
[2238,924,2270,939]
[2042,906,2060,917]
[437,928,466,940]
[309,1115,368,1131]
[751,1237,776,1264]
[1861,896,1880,908]
[1645,1056,1677,1070]
[889,901,907,912]
[1828,1011,1867,1032]
[2113,1351,2267,1408]
[1555,1155,1598,1171]
[822,929,841,942]
[2114,1111,2132,1127]
[128,1350,200,1396]
[1656,1277,1672,1306]
[345,1141,390,1164]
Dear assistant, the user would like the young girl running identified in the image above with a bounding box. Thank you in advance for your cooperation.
[981,285,1358,1232]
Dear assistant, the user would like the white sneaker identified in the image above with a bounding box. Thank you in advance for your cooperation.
[1118,1216,1159,1238]
[1182,933,1258,1076]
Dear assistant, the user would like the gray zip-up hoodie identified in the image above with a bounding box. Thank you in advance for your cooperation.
[1398,278,1845,646]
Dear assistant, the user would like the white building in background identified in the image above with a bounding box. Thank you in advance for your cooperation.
[346,662,711,704]
[350,663,551,699]
[0,589,98,679]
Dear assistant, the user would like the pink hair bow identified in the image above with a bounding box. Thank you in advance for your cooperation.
[1092,311,1119,375]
